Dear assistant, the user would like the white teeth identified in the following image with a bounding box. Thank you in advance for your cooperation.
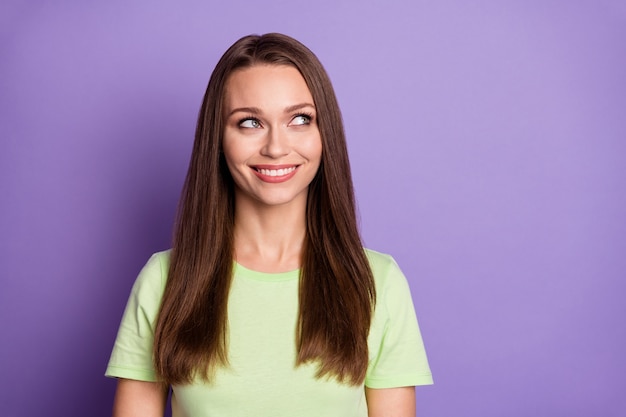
[258,167,296,177]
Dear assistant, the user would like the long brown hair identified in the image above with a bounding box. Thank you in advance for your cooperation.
[153,33,375,386]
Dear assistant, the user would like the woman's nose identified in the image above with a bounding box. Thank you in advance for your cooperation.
[261,126,289,158]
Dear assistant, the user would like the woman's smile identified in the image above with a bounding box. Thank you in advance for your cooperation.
[252,164,300,182]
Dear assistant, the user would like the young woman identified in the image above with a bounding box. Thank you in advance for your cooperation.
[106,33,432,417]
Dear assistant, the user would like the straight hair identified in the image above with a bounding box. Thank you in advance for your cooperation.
[153,33,376,386]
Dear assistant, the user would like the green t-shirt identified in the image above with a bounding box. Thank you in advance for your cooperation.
[106,249,432,416]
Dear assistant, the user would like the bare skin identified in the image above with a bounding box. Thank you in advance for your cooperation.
[365,386,416,417]
[112,379,167,417]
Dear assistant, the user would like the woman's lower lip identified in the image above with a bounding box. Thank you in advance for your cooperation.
[252,167,298,183]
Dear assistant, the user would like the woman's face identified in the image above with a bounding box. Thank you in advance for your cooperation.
[222,64,322,209]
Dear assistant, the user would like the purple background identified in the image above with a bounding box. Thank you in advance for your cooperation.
[1,1,625,416]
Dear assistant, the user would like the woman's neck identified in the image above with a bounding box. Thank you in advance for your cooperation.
[232,196,307,273]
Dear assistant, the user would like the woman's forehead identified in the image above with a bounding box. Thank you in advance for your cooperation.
[223,65,314,113]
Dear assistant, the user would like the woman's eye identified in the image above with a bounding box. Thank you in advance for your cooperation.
[239,119,261,128]
[290,115,311,126]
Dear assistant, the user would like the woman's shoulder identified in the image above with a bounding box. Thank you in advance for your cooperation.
[363,248,420,339]
[130,249,172,296]
[363,248,408,291]
[149,249,172,270]
[363,248,396,268]
[364,248,402,275]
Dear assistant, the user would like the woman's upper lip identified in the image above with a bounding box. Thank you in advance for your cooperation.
[252,164,299,170]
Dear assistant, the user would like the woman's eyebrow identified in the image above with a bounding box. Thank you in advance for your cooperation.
[227,106,261,118]
[283,103,315,113]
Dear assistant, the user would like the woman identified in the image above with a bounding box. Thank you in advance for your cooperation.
[106,33,432,417]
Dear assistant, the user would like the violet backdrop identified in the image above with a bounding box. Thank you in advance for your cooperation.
[1,1,625,416]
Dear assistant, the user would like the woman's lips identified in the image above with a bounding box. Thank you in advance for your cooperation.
[252,164,299,183]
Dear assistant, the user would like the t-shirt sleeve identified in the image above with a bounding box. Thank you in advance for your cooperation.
[365,253,433,389]
[105,252,168,381]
